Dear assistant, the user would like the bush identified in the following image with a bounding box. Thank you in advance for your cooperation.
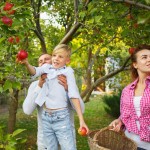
[102,91,121,118]
[0,126,27,150]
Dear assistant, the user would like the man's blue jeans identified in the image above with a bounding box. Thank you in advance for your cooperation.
[42,109,76,150]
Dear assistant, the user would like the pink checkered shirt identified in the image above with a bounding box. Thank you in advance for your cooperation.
[120,76,150,142]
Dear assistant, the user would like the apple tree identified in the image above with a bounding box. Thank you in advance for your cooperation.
[0,0,150,133]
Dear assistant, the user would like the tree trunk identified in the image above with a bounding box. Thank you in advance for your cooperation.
[8,89,19,133]
[83,57,130,102]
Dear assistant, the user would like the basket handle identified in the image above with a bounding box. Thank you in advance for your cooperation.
[109,126,125,136]
[93,126,125,142]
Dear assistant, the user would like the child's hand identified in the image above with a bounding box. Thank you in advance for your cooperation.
[16,57,28,65]
[79,121,89,135]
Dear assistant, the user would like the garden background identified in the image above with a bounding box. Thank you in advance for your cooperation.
[0,0,150,149]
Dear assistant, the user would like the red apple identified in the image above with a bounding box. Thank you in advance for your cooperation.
[78,127,87,136]
[8,36,15,44]
[126,14,133,20]
[15,36,20,43]
[1,16,13,26]
[3,2,14,11]
[7,10,16,15]
[133,23,138,29]
[124,2,131,7]
[129,47,135,55]
[17,50,28,60]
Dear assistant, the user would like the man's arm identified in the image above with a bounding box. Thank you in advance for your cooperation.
[57,75,68,91]
[23,74,47,114]
[23,81,40,115]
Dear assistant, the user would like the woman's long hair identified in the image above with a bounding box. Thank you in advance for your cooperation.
[130,44,150,80]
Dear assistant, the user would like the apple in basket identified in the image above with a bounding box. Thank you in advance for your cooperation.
[78,127,87,136]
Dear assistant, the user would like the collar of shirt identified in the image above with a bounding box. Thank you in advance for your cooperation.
[46,65,68,79]
[130,76,150,90]
[51,65,66,71]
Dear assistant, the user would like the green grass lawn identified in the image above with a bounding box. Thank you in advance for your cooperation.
[0,95,115,150]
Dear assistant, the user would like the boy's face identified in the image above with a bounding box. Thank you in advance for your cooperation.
[38,54,52,67]
[52,49,70,69]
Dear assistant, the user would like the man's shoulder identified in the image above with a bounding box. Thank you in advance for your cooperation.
[30,80,39,87]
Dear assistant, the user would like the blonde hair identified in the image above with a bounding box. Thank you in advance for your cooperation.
[53,44,71,57]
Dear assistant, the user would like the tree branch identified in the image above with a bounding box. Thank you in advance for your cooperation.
[59,22,81,44]
[30,0,47,53]
[74,0,79,22]
[83,56,131,102]
[112,0,150,10]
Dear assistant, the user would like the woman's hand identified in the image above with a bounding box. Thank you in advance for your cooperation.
[109,118,123,132]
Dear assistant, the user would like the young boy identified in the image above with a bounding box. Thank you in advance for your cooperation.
[18,44,89,150]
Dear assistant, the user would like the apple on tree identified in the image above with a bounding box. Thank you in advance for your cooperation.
[8,36,15,44]
[78,127,87,136]
[129,47,135,55]
[17,50,28,60]
[3,2,14,11]
[7,10,16,15]
[8,36,20,44]
[1,16,13,26]
[126,14,133,20]
[133,23,138,29]
[15,36,20,43]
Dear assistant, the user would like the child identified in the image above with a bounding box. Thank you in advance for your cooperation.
[18,44,89,150]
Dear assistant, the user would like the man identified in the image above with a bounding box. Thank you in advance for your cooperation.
[23,53,84,149]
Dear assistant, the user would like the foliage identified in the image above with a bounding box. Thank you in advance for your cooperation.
[102,91,122,118]
[0,0,150,136]
[0,0,150,93]
[0,126,26,150]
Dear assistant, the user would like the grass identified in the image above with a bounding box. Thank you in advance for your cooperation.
[0,95,115,150]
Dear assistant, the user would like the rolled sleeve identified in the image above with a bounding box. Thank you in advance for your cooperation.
[31,64,51,79]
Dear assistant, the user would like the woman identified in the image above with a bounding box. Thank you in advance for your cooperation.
[110,44,150,150]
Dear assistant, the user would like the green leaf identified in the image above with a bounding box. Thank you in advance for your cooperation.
[3,80,12,91]
[12,129,26,137]
[79,11,86,19]
[138,16,150,24]
[145,0,150,4]
[12,82,21,90]
[0,37,6,43]
[0,86,3,93]
[17,138,27,144]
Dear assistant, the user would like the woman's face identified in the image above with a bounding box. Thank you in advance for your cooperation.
[133,49,150,74]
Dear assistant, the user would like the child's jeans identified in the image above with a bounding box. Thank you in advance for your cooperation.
[137,148,147,150]
[42,108,76,150]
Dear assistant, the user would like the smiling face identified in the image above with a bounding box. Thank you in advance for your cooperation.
[38,54,52,67]
[52,49,70,69]
[133,49,150,75]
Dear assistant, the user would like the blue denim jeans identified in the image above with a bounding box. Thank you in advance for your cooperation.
[42,109,76,150]
[137,147,147,150]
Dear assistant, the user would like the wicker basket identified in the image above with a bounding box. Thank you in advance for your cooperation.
[88,127,137,150]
